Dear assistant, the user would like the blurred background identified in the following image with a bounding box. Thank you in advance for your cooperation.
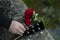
[23,0,60,40]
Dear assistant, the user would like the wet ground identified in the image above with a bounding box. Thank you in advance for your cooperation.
[48,24,60,40]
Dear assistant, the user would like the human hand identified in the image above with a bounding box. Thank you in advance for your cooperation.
[9,21,26,35]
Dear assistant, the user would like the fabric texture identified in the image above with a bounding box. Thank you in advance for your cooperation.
[0,0,12,29]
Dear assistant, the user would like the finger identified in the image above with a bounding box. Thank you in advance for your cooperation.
[17,27,24,33]
[19,28,24,33]
[15,28,22,35]
[19,25,26,31]
[19,23,26,30]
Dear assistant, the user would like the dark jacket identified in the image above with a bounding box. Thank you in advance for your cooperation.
[0,0,12,29]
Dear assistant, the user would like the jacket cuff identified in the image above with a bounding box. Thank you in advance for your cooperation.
[0,15,12,29]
